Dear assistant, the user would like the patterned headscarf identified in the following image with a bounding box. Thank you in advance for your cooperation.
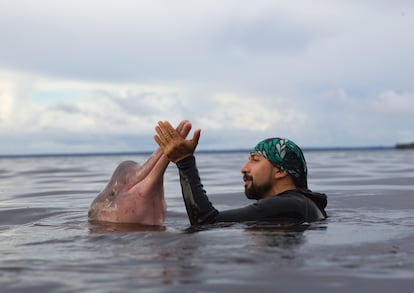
[252,137,308,189]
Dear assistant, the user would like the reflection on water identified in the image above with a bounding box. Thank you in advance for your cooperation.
[1,149,414,292]
[243,222,311,248]
[88,221,167,234]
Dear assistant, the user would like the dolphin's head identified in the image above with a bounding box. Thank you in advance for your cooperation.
[88,159,166,225]
[104,160,143,196]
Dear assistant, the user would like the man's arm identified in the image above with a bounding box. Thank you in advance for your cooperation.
[154,120,216,225]
[176,155,219,225]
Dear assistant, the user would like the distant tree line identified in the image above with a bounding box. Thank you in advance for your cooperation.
[396,142,414,149]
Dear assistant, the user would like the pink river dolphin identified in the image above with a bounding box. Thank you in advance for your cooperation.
[88,121,191,225]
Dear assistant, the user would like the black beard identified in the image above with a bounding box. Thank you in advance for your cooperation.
[244,181,272,200]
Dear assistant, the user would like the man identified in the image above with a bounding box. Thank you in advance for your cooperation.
[154,120,327,226]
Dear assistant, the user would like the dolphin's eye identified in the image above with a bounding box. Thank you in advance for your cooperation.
[110,191,115,197]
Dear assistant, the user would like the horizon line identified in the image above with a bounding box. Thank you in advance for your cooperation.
[0,145,400,158]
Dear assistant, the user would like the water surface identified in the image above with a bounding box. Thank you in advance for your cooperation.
[1,149,414,292]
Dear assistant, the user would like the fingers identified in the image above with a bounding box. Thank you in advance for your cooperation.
[176,120,185,133]
[155,121,172,143]
[157,121,174,139]
[154,122,170,148]
[153,133,164,148]
[175,120,189,134]
[154,120,182,149]
[154,120,200,153]
[156,120,191,140]
[178,121,192,138]
[191,129,201,146]
[154,126,166,146]
[153,120,201,163]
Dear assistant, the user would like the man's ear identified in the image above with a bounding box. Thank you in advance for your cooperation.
[273,169,289,180]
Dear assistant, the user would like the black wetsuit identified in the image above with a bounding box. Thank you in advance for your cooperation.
[177,156,328,226]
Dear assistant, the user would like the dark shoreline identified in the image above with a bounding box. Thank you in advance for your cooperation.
[396,142,414,149]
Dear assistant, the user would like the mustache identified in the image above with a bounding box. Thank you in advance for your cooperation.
[243,174,253,181]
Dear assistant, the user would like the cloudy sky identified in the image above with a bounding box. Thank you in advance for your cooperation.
[1,0,413,155]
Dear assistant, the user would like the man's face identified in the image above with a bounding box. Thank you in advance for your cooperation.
[241,153,277,200]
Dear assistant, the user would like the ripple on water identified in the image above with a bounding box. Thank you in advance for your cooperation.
[0,207,66,226]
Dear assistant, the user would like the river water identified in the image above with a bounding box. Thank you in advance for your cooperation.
[1,149,413,292]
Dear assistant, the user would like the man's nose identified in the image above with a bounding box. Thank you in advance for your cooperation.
[240,161,249,174]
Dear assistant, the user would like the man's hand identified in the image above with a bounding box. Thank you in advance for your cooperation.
[175,120,192,139]
[154,121,201,163]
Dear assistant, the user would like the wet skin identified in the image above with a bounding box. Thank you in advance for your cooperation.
[88,121,191,225]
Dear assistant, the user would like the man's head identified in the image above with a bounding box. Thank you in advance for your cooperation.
[252,137,308,189]
[241,137,308,200]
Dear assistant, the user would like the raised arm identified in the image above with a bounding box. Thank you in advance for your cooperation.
[154,120,218,225]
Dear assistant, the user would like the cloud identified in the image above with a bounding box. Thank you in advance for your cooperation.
[2,0,410,87]
[298,88,414,146]
[199,93,307,132]
[0,0,414,154]
[372,91,414,116]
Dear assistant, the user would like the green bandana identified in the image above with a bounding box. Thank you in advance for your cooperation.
[252,137,308,189]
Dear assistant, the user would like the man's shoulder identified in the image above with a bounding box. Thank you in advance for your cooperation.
[259,190,316,205]
[259,191,303,204]
[271,189,306,199]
